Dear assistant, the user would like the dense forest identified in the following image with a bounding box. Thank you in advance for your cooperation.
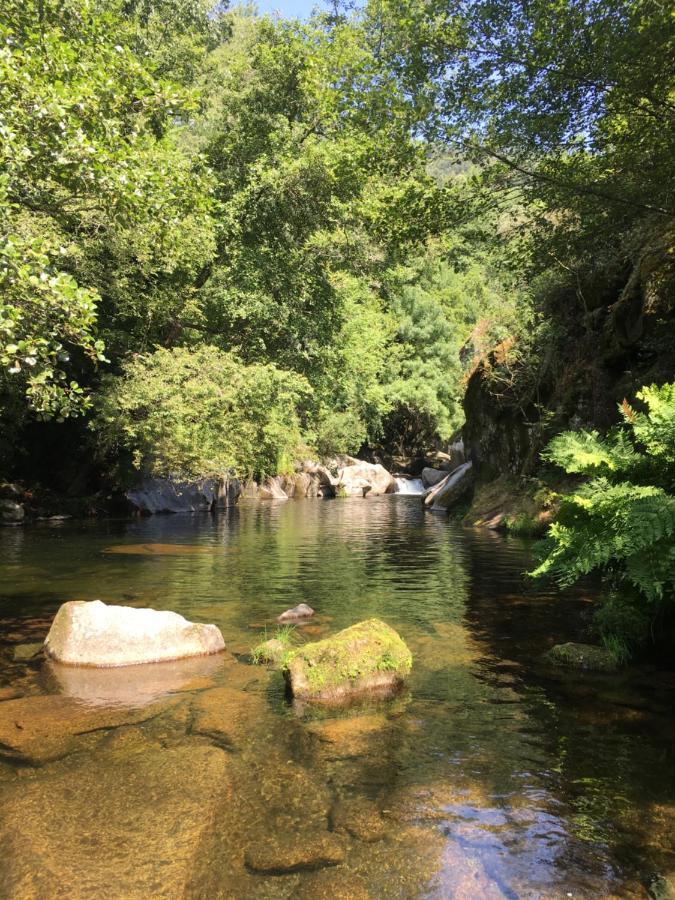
[1,0,673,655]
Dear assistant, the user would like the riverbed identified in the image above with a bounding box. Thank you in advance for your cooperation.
[0,497,673,897]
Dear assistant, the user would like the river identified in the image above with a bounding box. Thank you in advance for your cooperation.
[0,496,673,897]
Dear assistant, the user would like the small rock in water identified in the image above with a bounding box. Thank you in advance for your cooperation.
[278,603,315,623]
[244,832,345,873]
[286,618,412,703]
[252,637,288,665]
[44,599,225,667]
[544,642,619,673]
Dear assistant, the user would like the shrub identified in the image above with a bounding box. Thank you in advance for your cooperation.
[93,345,311,480]
[532,383,675,652]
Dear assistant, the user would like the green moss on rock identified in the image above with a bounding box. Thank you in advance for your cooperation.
[544,642,619,673]
[285,618,412,703]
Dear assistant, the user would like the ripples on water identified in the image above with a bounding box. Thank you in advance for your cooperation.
[0,497,673,898]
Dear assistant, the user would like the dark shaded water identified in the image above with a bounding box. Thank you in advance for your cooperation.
[0,497,673,898]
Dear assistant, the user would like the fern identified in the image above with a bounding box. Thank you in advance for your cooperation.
[533,382,675,654]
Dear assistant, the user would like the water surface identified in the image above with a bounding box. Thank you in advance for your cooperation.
[0,497,673,897]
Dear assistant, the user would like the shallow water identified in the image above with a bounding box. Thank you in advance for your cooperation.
[0,497,673,898]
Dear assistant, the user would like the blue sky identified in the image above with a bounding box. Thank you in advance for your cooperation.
[249,0,327,18]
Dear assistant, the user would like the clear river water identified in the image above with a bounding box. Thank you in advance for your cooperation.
[0,496,673,898]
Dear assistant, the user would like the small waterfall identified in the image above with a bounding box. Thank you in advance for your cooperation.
[394,477,425,496]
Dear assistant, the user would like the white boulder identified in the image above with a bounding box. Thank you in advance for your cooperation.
[337,461,396,496]
[44,600,225,667]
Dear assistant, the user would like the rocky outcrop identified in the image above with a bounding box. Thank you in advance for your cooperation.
[544,642,619,673]
[44,600,225,667]
[336,459,396,497]
[285,618,412,703]
[258,476,288,500]
[424,462,474,512]
[126,476,240,514]
[421,467,447,487]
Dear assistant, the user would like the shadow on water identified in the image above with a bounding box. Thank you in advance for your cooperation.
[0,497,673,897]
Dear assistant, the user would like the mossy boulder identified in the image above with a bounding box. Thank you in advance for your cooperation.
[285,618,412,703]
[544,642,619,673]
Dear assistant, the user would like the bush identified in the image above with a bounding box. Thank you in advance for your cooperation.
[92,346,311,480]
[532,383,675,652]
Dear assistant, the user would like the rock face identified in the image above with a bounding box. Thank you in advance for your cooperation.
[285,618,412,703]
[544,642,619,673]
[278,603,315,623]
[424,462,474,512]
[258,476,288,500]
[337,461,396,497]
[126,476,240,514]
[0,745,231,897]
[44,600,225,667]
[421,467,447,487]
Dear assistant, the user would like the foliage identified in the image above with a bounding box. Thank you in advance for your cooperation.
[93,346,311,480]
[250,624,297,666]
[532,384,675,650]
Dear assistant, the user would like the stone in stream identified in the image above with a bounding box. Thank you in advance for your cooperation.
[0,745,231,898]
[0,693,180,765]
[336,460,396,497]
[421,466,447,487]
[543,642,619,673]
[278,603,315,623]
[251,637,288,665]
[424,461,474,512]
[285,619,412,703]
[244,832,346,874]
[44,599,225,667]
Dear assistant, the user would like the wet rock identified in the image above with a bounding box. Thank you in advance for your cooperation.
[332,798,387,842]
[296,869,371,899]
[0,745,231,897]
[244,832,346,873]
[44,599,225,667]
[424,462,474,512]
[286,619,412,703]
[0,687,22,702]
[0,499,24,523]
[282,472,320,499]
[278,603,315,623]
[126,476,240,514]
[544,642,619,673]
[0,693,179,765]
[191,686,266,749]
[421,467,447,487]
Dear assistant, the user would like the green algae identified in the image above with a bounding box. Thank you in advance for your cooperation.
[544,642,619,673]
[285,618,412,701]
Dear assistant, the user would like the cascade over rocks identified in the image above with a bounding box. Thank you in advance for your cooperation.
[44,600,225,667]
[126,476,240,514]
[285,618,412,703]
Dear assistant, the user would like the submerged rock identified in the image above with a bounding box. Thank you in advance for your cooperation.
[191,686,266,750]
[544,642,619,673]
[278,603,315,623]
[0,693,179,765]
[244,832,346,874]
[332,797,387,843]
[296,869,371,900]
[126,476,240,514]
[0,745,231,896]
[44,599,225,667]
[285,619,412,703]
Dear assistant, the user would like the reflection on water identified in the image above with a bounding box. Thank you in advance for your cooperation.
[0,497,673,898]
